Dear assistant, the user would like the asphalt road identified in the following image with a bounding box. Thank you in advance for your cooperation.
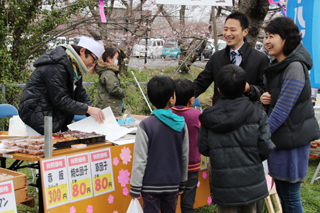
[28,57,208,70]
[128,57,208,69]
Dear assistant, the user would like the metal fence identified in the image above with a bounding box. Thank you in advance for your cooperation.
[0,82,95,109]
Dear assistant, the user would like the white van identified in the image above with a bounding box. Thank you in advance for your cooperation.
[47,36,68,49]
[132,38,165,58]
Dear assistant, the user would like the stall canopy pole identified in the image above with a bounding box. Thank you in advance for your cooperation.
[131,71,153,113]
[44,116,53,158]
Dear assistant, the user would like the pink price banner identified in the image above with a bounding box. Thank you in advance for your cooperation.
[100,0,107,23]
[268,0,285,3]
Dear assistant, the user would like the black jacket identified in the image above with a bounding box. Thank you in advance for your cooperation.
[264,43,320,149]
[197,97,275,206]
[194,39,269,105]
[19,46,93,135]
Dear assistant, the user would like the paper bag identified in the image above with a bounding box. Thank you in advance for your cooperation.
[126,198,143,213]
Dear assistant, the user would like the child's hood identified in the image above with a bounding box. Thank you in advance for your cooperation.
[199,97,254,133]
[153,109,185,132]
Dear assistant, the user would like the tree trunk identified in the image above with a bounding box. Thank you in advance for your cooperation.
[211,6,219,51]
[238,0,269,47]
[178,39,207,74]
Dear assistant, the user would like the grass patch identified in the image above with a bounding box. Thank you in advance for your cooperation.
[85,65,213,115]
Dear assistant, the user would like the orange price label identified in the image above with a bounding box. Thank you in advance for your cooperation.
[71,178,92,201]
[45,183,69,207]
[93,173,114,195]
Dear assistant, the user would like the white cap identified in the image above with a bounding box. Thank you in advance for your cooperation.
[77,36,104,59]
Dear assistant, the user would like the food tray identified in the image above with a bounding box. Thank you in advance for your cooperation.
[53,135,105,149]
[53,139,80,149]
[78,135,106,144]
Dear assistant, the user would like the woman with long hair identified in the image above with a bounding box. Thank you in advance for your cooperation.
[261,17,320,212]
[94,47,126,116]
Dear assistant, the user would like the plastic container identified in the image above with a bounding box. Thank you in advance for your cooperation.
[27,144,45,150]
[27,138,44,145]
[26,149,44,155]
[8,116,28,136]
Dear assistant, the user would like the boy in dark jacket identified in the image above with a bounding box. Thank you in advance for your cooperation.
[130,76,189,213]
[197,64,275,213]
[171,79,201,213]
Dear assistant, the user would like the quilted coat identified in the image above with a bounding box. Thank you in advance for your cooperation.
[19,46,93,134]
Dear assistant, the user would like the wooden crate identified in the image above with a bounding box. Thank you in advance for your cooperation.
[15,187,28,204]
[0,168,26,190]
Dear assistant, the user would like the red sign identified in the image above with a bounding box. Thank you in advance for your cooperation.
[43,159,65,171]
[0,183,12,196]
[91,150,110,162]
[68,154,89,166]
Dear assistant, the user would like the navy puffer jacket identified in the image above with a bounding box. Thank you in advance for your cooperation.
[198,97,275,206]
[19,46,92,134]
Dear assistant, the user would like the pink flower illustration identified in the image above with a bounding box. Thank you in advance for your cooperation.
[118,169,130,187]
[123,187,129,196]
[202,171,207,179]
[69,206,76,213]
[86,205,93,213]
[113,211,118,213]
[120,147,132,165]
[197,181,200,187]
[108,195,114,204]
[207,196,212,205]
[113,157,119,166]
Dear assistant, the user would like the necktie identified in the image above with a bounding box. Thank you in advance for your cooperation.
[230,51,237,64]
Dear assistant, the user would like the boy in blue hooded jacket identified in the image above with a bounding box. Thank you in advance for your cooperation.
[130,76,189,213]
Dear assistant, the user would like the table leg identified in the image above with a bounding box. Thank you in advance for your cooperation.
[310,161,320,184]
[0,157,6,168]
[37,163,44,213]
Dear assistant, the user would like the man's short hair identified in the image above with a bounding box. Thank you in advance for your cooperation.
[216,64,246,97]
[147,76,176,109]
[174,79,195,106]
[71,44,93,58]
[226,11,249,30]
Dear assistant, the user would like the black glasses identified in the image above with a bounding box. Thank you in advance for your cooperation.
[89,52,98,64]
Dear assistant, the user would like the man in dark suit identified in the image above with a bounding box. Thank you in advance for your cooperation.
[194,11,269,105]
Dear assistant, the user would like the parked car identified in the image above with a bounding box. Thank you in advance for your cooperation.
[255,41,264,51]
[47,36,68,49]
[131,38,165,58]
[198,39,227,61]
[68,37,81,45]
[160,41,181,59]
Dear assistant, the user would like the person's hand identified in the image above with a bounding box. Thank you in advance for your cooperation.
[178,190,184,195]
[87,106,105,123]
[245,82,250,92]
[260,92,272,105]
